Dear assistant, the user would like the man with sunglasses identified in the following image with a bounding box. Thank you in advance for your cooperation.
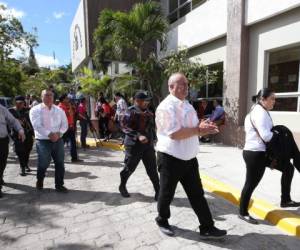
[118,91,160,200]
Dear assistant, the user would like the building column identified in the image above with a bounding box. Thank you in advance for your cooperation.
[223,0,249,146]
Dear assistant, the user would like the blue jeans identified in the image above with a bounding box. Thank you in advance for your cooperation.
[36,139,65,187]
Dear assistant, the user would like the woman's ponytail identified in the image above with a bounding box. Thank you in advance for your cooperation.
[252,95,258,103]
[252,88,274,103]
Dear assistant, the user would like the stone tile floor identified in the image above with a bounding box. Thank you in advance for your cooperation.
[1,147,300,250]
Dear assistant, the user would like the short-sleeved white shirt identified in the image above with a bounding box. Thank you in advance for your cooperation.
[244,104,273,151]
[155,94,200,161]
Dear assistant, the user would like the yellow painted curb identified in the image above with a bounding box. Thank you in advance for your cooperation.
[201,174,300,238]
[77,137,125,151]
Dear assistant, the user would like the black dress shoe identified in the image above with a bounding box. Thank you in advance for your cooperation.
[280,200,300,208]
[155,217,174,236]
[71,158,84,163]
[20,169,26,176]
[36,180,43,190]
[238,214,258,224]
[200,226,227,240]
[55,186,68,193]
[119,184,130,198]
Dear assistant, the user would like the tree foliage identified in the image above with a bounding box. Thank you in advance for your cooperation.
[77,67,111,97]
[162,49,218,90]
[93,1,168,91]
[22,64,75,96]
[0,4,39,97]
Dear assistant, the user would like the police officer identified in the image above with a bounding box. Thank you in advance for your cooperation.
[9,96,34,176]
[119,91,160,200]
[0,103,25,198]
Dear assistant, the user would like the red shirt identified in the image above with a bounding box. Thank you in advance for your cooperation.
[102,103,112,117]
[77,103,87,119]
[59,102,74,127]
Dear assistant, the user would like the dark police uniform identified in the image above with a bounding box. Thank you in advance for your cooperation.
[9,105,34,175]
[119,103,160,199]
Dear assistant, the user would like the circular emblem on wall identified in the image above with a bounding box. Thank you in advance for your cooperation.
[73,24,82,57]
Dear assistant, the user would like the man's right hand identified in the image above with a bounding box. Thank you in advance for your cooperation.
[138,135,149,144]
[198,120,219,136]
[49,132,60,142]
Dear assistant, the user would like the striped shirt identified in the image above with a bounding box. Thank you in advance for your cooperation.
[0,104,23,138]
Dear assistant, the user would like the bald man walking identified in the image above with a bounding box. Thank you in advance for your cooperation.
[155,73,227,239]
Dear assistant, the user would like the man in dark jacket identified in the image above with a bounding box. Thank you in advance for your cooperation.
[9,96,34,176]
[267,125,300,207]
[118,91,159,200]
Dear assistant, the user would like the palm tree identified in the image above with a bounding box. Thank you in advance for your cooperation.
[93,1,168,91]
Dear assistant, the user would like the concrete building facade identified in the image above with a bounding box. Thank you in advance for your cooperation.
[70,0,145,73]
[161,0,300,146]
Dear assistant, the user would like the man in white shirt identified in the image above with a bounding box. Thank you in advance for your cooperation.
[114,92,128,121]
[155,73,227,239]
[30,89,68,192]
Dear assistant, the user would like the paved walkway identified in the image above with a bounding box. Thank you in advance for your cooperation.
[1,146,300,250]
[197,143,300,214]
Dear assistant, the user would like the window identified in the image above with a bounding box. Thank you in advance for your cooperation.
[198,62,224,100]
[168,0,206,24]
[267,46,300,112]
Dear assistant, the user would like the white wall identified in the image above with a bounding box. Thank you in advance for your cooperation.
[70,0,87,72]
[248,8,300,131]
[246,0,300,25]
[166,0,227,51]
[189,37,226,67]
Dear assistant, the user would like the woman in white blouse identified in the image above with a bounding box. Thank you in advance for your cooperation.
[239,88,275,224]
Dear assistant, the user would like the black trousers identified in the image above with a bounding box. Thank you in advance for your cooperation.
[240,151,266,216]
[120,143,159,193]
[63,128,78,160]
[14,136,34,170]
[0,137,9,189]
[241,150,295,216]
[156,152,214,230]
[98,117,105,138]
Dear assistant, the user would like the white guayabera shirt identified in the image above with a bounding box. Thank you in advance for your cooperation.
[155,94,200,161]
[29,103,68,140]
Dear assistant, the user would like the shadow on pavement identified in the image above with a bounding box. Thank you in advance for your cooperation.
[173,226,299,249]
[67,159,123,168]
[45,169,98,180]
[47,243,106,250]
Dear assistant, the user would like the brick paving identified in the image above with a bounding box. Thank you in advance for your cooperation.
[1,146,300,250]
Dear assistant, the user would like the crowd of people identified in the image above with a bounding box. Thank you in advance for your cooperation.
[0,72,300,240]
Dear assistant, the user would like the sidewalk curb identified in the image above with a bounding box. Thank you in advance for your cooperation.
[81,137,125,151]
[201,174,300,238]
[83,139,300,237]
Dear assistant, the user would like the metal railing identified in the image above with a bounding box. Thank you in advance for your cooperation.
[167,0,207,24]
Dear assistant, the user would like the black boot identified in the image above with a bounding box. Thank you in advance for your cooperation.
[36,179,44,190]
[119,184,130,197]
[20,168,26,176]
[119,172,130,198]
